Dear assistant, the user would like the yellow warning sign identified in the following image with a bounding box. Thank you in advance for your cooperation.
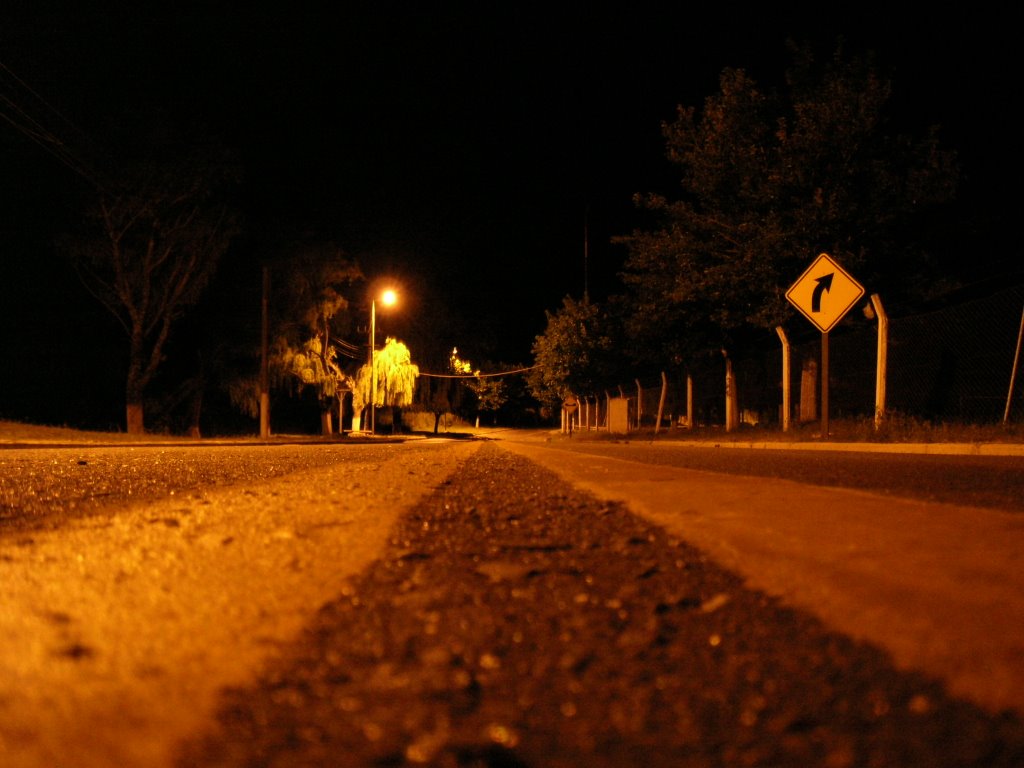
[786,253,865,333]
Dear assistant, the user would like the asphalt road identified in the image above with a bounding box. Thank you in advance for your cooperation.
[0,441,422,534]
[1,433,1022,766]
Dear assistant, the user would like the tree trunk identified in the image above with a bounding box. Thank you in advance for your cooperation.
[189,397,202,438]
[188,377,203,439]
[126,331,148,434]
[126,402,144,435]
[433,412,441,434]
[321,410,333,436]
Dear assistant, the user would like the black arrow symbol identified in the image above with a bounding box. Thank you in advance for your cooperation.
[811,273,834,312]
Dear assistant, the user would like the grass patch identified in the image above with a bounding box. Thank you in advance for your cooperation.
[565,414,1024,444]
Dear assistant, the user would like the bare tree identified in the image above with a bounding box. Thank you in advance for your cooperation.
[72,155,239,433]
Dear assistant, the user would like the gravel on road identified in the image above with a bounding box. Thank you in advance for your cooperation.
[0,441,480,768]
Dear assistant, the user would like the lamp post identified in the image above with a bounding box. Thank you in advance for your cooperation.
[369,289,397,434]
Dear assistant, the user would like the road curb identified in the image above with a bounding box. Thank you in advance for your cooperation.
[650,440,1024,457]
[523,430,1024,457]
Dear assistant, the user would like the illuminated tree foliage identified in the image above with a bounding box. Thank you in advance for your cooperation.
[374,337,420,407]
[352,337,420,431]
[278,335,345,398]
[616,41,958,361]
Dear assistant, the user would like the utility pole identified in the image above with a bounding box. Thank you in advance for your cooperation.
[260,265,270,439]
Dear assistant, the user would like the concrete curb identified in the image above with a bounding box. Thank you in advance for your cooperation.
[2,424,1022,456]
[508,429,1024,457]
[646,439,1024,457]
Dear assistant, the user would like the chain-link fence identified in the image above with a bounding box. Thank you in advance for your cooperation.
[587,283,1024,430]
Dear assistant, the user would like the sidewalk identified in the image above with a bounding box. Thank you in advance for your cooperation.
[482,425,1024,456]
[652,437,1024,456]
[5,419,1023,456]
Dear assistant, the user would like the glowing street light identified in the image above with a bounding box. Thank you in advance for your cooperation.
[369,289,398,434]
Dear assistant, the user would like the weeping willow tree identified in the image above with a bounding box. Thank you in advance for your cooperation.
[351,337,420,433]
[277,335,351,434]
[224,244,361,436]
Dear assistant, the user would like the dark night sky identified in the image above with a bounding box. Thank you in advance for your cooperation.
[1,3,1020,427]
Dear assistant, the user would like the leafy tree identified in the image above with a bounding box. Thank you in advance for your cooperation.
[450,348,509,426]
[414,347,471,434]
[277,335,346,426]
[221,243,362,435]
[271,246,362,434]
[417,374,455,434]
[449,348,474,377]
[489,369,543,427]
[616,40,958,361]
[528,296,620,408]
[467,376,507,426]
[71,141,240,434]
[351,337,419,433]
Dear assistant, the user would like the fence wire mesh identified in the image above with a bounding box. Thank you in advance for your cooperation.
[598,283,1024,429]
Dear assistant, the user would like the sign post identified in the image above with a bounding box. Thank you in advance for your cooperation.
[785,253,864,438]
[562,396,579,435]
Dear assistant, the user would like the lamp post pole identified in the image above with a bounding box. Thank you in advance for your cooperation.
[370,298,377,435]
[367,289,396,435]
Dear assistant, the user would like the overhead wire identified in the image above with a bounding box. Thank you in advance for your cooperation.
[326,339,537,376]
[330,338,365,360]
[417,365,538,378]
[0,59,108,190]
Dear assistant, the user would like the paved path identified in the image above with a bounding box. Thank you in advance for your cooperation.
[496,434,1024,717]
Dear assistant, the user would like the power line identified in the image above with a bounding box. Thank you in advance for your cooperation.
[0,59,107,190]
[418,365,538,379]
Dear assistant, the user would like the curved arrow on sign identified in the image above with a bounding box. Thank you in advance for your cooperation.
[811,273,834,313]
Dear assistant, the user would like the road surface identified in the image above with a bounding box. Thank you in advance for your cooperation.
[1,432,1022,766]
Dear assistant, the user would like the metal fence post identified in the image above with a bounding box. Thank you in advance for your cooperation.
[1005,304,1024,425]
[654,372,668,434]
[871,294,889,430]
[776,326,791,432]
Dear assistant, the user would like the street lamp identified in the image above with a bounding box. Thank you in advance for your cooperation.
[369,289,397,434]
